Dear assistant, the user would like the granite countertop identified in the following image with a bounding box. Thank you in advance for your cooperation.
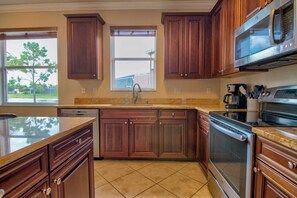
[57,104,227,113]
[0,116,95,168]
[252,127,297,151]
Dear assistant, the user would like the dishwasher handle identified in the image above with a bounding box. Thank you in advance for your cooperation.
[209,119,247,142]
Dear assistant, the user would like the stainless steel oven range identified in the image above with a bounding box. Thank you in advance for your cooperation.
[208,85,297,198]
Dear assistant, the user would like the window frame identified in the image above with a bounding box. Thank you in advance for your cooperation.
[110,27,157,91]
[0,28,58,106]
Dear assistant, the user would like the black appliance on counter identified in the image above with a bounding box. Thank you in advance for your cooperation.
[208,85,297,198]
[223,84,247,109]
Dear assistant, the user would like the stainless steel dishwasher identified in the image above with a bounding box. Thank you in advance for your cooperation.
[59,109,102,159]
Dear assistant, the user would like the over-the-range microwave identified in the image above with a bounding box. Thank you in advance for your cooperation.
[234,0,297,70]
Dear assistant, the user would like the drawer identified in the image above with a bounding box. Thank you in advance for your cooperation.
[49,124,93,171]
[256,136,297,182]
[0,147,48,197]
[101,109,157,119]
[159,110,187,119]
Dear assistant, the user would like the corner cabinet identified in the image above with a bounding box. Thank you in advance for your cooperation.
[64,14,105,80]
[162,13,210,79]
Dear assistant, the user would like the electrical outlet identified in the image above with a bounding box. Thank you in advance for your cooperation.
[81,88,86,94]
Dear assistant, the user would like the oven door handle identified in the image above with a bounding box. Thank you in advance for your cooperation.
[209,120,247,142]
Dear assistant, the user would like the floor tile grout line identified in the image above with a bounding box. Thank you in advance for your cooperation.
[108,180,130,198]
[155,183,180,198]
[189,183,209,198]
[135,165,177,184]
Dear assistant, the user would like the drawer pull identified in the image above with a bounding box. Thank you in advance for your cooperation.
[160,122,162,125]
[124,121,127,125]
[42,187,52,196]
[76,138,82,144]
[180,74,183,77]
[0,189,5,198]
[130,122,133,125]
[288,161,297,169]
[54,178,62,185]
[172,113,175,116]
[253,167,261,173]
[184,74,188,77]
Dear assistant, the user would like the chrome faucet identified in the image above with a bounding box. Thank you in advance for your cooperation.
[132,83,142,104]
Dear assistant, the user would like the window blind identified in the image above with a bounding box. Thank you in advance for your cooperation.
[110,26,157,37]
[0,27,57,40]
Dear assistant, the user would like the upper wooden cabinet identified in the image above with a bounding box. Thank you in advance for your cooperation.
[211,0,240,77]
[241,0,273,22]
[162,13,210,79]
[64,14,105,80]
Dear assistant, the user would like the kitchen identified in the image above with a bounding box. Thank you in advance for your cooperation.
[0,0,297,197]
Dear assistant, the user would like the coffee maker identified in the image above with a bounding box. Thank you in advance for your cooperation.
[223,84,247,109]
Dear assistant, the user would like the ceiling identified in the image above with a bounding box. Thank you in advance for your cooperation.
[0,0,217,13]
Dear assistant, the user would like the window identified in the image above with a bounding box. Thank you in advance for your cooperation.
[110,26,156,91]
[0,28,58,104]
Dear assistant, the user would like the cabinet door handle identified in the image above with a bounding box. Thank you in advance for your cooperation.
[171,113,175,116]
[93,74,96,77]
[42,187,52,196]
[246,7,261,18]
[130,121,133,125]
[159,122,162,125]
[184,74,188,77]
[75,138,82,144]
[288,161,297,169]
[253,167,261,173]
[54,178,62,185]
[180,74,183,77]
[0,189,5,198]
[124,121,127,125]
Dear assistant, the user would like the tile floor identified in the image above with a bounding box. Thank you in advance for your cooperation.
[94,160,213,198]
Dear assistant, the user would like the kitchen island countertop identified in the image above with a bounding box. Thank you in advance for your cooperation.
[0,116,95,168]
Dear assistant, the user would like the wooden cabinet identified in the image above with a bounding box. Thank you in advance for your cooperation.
[0,147,48,197]
[197,111,209,175]
[65,14,105,79]
[211,0,240,77]
[129,119,158,158]
[162,13,209,79]
[0,124,94,198]
[159,119,187,159]
[254,136,297,197]
[100,118,129,158]
[51,142,94,198]
[100,109,196,160]
[159,110,196,160]
[241,0,273,22]
[100,109,158,159]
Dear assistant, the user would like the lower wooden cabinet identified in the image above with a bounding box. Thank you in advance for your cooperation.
[51,142,94,198]
[254,136,297,197]
[254,160,297,197]
[100,109,196,160]
[0,124,94,198]
[159,119,187,159]
[129,119,158,158]
[197,111,209,174]
[100,118,129,158]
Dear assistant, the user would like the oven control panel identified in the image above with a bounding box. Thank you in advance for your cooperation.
[259,85,297,104]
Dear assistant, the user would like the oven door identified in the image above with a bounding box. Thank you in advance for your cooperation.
[208,118,255,198]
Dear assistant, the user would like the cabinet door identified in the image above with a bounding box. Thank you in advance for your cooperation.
[254,160,297,198]
[241,0,267,22]
[159,119,187,159]
[199,127,208,174]
[51,143,94,198]
[129,119,158,158]
[185,16,205,78]
[164,16,185,79]
[67,17,98,79]
[222,0,240,76]
[211,3,224,77]
[100,119,129,158]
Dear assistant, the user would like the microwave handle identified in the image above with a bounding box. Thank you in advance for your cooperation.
[269,8,285,44]
[209,119,247,142]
